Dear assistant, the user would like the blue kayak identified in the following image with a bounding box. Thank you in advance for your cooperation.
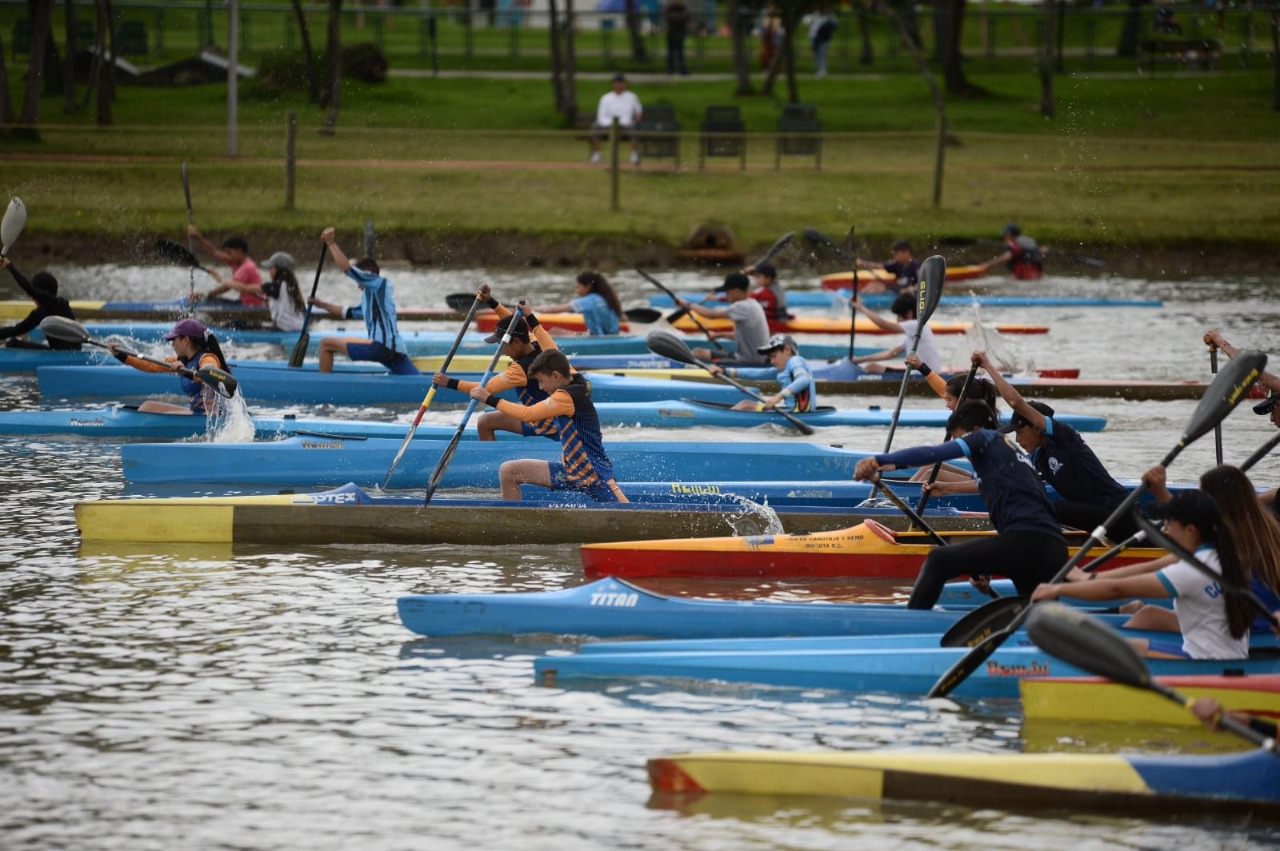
[397,577,1133,640]
[118,436,880,488]
[650,292,1164,309]
[533,635,1280,698]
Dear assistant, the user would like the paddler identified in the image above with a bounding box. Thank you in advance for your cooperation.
[671,272,770,365]
[709,333,816,412]
[1203,327,1280,513]
[977,223,1044,280]
[0,256,79,349]
[108,317,232,415]
[848,292,941,374]
[469,349,627,503]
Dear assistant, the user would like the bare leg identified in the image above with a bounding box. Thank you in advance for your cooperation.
[691,347,713,361]
[317,337,350,373]
[1123,605,1180,633]
[498,459,552,500]
[138,401,198,415]
[477,411,525,441]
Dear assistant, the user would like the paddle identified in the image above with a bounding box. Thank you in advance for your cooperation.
[647,330,816,436]
[155,238,209,274]
[801,226,859,360]
[937,529,1148,648]
[927,348,1267,699]
[883,255,946,453]
[383,293,484,489]
[1,196,28,258]
[915,359,980,515]
[1026,603,1278,752]
[39,316,238,399]
[421,308,525,504]
[1134,510,1280,635]
[1241,431,1280,473]
[867,473,948,547]
[1205,333,1224,466]
[939,236,1105,269]
[635,267,725,353]
[288,243,328,369]
[181,162,198,305]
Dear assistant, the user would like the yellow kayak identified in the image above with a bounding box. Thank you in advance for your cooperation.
[1021,674,1280,727]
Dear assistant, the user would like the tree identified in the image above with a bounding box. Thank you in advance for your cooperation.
[855,0,875,65]
[762,0,801,102]
[877,0,947,207]
[935,0,983,96]
[20,0,53,126]
[547,0,578,121]
[728,0,754,94]
[322,0,342,133]
[1116,0,1149,57]
[624,0,648,61]
[92,0,113,126]
[1039,0,1055,117]
[0,32,12,130]
[62,0,77,114]
[289,0,322,104]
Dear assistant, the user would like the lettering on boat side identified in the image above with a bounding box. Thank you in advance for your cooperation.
[656,408,695,418]
[668,484,723,495]
[300,440,345,449]
[985,660,1050,677]
[589,592,639,607]
[69,418,106,426]
[309,492,359,504]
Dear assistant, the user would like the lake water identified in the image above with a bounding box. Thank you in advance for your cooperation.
[2,265,1278,849]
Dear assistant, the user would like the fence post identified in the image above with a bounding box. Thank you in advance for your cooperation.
[285,110,297,211]
[609,117,620,212]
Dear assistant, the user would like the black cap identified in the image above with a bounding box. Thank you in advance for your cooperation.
[1000,400,1054,433]
[1255,391,1280,415]
[751,263,777,280]
[484,314,530,344]
[715,272,750,293]
[612,72,627,82]
[1003,223,1021,237]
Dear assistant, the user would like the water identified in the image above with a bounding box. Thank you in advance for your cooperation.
[2,267,1279,849]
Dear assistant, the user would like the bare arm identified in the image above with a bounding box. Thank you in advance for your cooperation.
[1204,328,1280,393]
[850,297,901,333]
[321,227,353,273]
[974,349,1044,429]
[188,226,228,264]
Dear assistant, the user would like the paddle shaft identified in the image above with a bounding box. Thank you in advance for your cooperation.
[422,309,524,503]
[847,227,857,361]
[288,243,328,368]
[915,360,979,514]
[883,256,945,454]
[1206,335,1224,465]
[870,474,948,548]
[1242,431,1280,472]
[383,295,483,488]
[636,267,725,352]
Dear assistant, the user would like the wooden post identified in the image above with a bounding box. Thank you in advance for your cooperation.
[609,116,620,212]
[285,110,297,211]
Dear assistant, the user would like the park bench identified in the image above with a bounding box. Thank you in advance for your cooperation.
[635,104,680,170]
[699,105,746,171]
[775,103,821,170]
[1139,37,1220,70]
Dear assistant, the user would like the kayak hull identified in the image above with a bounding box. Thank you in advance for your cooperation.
[647,748,1280,817]
[671,315,1049,336]
[1020,674,1280,726]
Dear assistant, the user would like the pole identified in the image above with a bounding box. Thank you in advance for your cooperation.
[228,0,239,156]
[285,110,297,211]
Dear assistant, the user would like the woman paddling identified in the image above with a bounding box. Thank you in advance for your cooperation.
[539,271,623,336]
[109,317,232,415]
[260,251,306,332]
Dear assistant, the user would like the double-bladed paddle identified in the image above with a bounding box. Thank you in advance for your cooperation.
[155,238,210,275]
[383,291,485,489]
[635,267,725,352]
[1027,603,1278,752]
[1,197,28,258]
[421,308,526,504]
[927,348,1268,698]
[288,243,328,369]
[39,316,238,399]
[883,255,945,453]
[938,236,1105,269]
[647,330,816,436]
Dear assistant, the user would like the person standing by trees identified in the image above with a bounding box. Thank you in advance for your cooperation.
[664,0,691,75]
[803,4,837,77]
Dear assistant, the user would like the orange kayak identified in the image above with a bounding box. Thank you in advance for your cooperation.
[819,264,989,291]
[671,315,1048,336]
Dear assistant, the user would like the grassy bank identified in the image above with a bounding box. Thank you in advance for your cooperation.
[2,69,1278,270]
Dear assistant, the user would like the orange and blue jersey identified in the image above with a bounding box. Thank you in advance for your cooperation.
[121,349,223,414]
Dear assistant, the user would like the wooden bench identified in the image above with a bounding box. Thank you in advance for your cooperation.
[1140,38,1220,70]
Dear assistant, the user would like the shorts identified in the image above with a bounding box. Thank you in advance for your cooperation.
[591,124,636,141]
[1144,639,1191,659]
[548,462,625,503]
[347,340,420,375]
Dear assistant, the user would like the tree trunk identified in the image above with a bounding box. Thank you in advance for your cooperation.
[877,0,946,207]
[548,0,564,112]
[937,0,976,96]
[624,0,648,61]
[1116,0,1148,57]
[20,0,52,125]
[1272,10,1278,112]
[323,0,342,132]
[562,0,577,121]
[1039,0,1055,117]
[62,0,76,113]
[729,0,753,94]
[95,0,113,125]
[290,0,322,104]
[0,31,12,128]
[781,5,800,103]
[856,0,874,65]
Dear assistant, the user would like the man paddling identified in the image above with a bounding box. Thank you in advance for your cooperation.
[672,273,770,365]
[1204,327,1280,512]
[434,287,562,441]
[854,400,1067,608]
[710,333,816,412]
[469,349,627,503]
[0,257,78,349]
[977,223,1044,280]
[848,292,941,374]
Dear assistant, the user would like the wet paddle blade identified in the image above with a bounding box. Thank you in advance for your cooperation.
[754,231,795,267]
[1026,603,1153,688]
[156,238,202,270]
[196,367,238,399]
[1,196,27,256]
[445,292,476,312]
[289,243,329,369]
[916,255,946,326]
[938,596,1027,648]
[39,315,92,345]
[647,330,699,366]
[623,307,663,324]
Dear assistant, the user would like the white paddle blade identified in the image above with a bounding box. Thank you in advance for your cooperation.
[2,197,28,255]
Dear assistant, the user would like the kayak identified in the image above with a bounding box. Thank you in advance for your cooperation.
[0,298,454,323]
[117,436,880,488]
[74,482,991,544]
[396,576,1134,640]
[0,400,1101,439]
[671,315,1050,336]
[819,266,989,289]
[650,292,1164,309]
[646,748,1280,818]
[532,633,1280,698]
[472,311,632,334]
[1020,674,1280,727]
[578,519,1165,580]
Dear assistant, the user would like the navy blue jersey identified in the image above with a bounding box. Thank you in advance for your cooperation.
[882,258,920,292]
[1031,417,1127,507]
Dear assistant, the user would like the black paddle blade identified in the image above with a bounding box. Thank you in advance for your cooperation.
[755,231,795,267]
[916,255,946,325]
[287,332,310,369]
[1179,350,1267,449]
[647,330,699,366]
[1026,603,1153,689]
[155,238,201,270]
[938,596,1028,648]
[624,308,663,324]
[196,367,238,399]
[39,315,91,345]
[802,227,849,261]
[445,292,478,312]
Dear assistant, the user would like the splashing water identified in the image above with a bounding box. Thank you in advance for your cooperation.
[964,301,1030,375]
[208,392,255,442]
[724,496,784,536]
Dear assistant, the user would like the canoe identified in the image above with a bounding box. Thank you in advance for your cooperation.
[578,519,1165,580]
[819,266,988,289]
[646,748,1280,818]
[117,436,879,488]
[0,400,1047,439]
[650,292,1164,309]
[532,633,1280,698]
[671,315,1050,336]
[1020,674,1280,727]
[396,576,1135,640]
[74,482,993,544]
